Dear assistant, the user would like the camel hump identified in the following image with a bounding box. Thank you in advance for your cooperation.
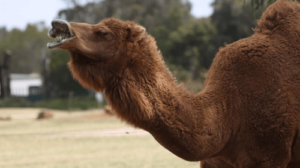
[256,0,298,34]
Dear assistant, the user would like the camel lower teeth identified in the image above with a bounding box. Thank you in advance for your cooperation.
[56,36,63,42]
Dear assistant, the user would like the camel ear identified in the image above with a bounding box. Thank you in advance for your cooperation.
[126,24,146,43]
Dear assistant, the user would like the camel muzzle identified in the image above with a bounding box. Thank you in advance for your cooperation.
[47,19,75,49]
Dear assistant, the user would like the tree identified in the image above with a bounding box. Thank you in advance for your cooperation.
[0,23,50,73]
[167,18,216,79]
[58,0,192,58]
[251,0,300,10]
[211,0,265,51]
[59,0,191,31]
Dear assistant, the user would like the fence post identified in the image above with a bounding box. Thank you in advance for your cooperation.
[0,50,11,99]
[41,49,50,99]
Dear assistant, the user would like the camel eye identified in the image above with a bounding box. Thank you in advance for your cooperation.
[95,31,108,37]
[94,31,113,41]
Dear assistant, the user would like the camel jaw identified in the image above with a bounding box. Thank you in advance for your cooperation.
[47,19,75,49]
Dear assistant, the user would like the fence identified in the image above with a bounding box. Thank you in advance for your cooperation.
[0,87,105,110]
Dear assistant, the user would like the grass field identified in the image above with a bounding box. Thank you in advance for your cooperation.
[0,108,199,168]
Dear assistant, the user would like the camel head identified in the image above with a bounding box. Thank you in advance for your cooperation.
[47,18,149,91]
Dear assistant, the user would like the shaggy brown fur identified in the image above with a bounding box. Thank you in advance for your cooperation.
[48,0,300,167]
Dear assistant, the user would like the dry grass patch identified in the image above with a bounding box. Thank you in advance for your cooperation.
[0,108,199,168]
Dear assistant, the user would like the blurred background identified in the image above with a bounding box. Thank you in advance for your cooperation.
[0,0,272,168]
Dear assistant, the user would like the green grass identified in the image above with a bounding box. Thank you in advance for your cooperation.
[0,96,102,110]
[0,115,199,168]
[35,96,101,110]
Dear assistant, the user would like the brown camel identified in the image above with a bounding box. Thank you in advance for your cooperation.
[47,0,300,167]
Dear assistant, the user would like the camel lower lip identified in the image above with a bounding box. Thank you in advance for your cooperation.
[47,42,61,49]
[47,37,75,49]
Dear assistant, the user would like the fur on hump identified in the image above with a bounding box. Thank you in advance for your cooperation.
[255,0,299,34]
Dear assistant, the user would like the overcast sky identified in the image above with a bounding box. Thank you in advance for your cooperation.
[0,0,213,30]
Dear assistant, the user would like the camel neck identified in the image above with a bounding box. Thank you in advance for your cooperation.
[104,60,225,161]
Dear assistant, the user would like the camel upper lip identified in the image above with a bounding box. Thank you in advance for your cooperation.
[47,19,75,49]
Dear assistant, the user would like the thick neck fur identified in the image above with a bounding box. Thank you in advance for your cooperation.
[97,35,229,161]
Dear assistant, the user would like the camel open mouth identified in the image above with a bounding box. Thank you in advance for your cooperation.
[47,19,75,49]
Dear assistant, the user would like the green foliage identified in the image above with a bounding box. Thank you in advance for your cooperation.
[211,0,265,51]
[251,0,275,9]
[59,0,192,32]
[0,97,32,107]
[251,0,300,9]
[49,50,88,97]
[0,23,49,73]
[168,64,192,82]
[34,96,100,110]
[167,18,216,78]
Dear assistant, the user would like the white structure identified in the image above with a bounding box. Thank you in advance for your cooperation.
[95,92,104,104]
[10,73,42,96]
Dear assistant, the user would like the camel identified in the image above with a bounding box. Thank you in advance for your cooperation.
[47,0,300,167]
